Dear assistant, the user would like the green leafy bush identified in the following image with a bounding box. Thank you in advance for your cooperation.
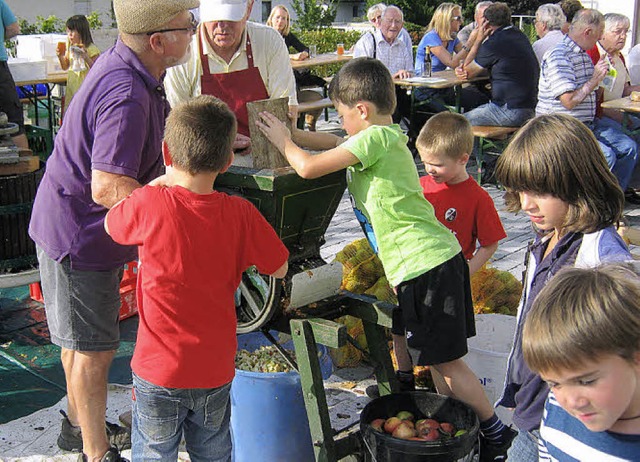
[15,12,103,36]
[291,0,337,30]
[35,15,65,34]
[295,28,363,77]
[86,12,103,30]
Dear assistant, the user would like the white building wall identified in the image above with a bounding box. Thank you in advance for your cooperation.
[249,0,366,24]
[582,0,639,54]
[6,0,114,26]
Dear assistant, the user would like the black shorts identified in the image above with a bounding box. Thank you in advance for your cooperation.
[0,61,25,135]
[392,252,475,366]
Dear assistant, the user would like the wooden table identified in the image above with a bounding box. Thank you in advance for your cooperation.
[290,52,352,70]
[394,69,488,90]
[601,96,640,136]
[395,69,489,122]
[15,72,67,131]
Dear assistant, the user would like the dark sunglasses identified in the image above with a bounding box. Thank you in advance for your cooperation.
[146,13,198,35]
[452,16,463,22]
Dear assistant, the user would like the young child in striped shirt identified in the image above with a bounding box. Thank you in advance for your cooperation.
[523,264,640,461]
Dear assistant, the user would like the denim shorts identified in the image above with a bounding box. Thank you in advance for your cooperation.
[507,428,540,462]
[37,246,123,351]
[132,374,232,462]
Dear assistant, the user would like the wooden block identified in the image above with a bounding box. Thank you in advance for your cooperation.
[247,97,291,169]
[0,156,40,175]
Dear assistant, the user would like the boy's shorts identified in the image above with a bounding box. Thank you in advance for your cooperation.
[392,252,475,366]
[37,246,124,351]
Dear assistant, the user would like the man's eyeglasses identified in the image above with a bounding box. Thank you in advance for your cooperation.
[452,16,464,22]
[147,13,198,35]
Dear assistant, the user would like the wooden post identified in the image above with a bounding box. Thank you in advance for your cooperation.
[247,97,291,169]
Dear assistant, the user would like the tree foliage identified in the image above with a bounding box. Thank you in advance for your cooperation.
[291,0,338,30]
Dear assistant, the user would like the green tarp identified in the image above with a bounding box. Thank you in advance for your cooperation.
[0,287,136,424]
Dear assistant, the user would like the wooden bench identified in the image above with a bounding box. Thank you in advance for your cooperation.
[472,125,519,184]
[297,97,334,129]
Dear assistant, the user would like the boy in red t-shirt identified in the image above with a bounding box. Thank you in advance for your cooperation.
[416,112,506,276]
[105,95,289,462]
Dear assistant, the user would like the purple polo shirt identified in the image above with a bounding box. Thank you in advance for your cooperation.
[29,39,168,271]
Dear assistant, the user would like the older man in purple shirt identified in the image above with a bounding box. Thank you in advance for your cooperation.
[29,0,198,461]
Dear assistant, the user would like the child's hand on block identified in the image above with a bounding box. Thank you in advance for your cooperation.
[256,111,291,153]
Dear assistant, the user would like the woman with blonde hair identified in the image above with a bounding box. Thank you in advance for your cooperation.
[267,5,325,130]
[414,3,487,112]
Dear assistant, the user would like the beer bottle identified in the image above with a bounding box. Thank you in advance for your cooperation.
[423,46,432,77]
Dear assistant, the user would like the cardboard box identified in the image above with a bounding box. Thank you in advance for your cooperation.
[8,58,47,82]
[16,34,67,73]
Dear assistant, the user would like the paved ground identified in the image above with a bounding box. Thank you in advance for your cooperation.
[2,110,640,461]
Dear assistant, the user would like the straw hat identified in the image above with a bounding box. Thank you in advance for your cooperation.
[114,0,200,34]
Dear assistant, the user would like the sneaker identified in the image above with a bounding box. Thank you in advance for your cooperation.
[82,447,129,462]
[625,188,640,205]
[365,371,416,399]
[58,410,83,452]
[118,410,132,429]
[57,410,131,452]
[479,426,517,462]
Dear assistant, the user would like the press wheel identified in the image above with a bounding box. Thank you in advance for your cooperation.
[236,266,282,334]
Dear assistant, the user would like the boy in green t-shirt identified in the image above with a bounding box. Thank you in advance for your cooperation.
[257,57,515,460]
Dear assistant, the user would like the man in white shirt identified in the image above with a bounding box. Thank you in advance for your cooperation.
[353,5,413,124]
[457,1,493,46]
[164,0,297,165]
[532,3,565,64]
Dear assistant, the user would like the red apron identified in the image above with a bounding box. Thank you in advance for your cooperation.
[198,27,269,136]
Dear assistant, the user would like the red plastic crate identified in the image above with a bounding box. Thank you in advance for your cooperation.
[29,261,139,321]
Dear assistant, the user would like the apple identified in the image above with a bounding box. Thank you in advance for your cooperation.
[440,422,455,435]
[370,418,386,433]
[384,417,402,434]
[415,418,440,434]
[421,428,440,441]
[409,437,424,441]
[396,410,415,421]
[392,422,417,439]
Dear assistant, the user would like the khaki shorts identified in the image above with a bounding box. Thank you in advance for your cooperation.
[37,246,124,351]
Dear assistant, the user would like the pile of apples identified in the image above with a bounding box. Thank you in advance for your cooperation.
[369,411,467,441]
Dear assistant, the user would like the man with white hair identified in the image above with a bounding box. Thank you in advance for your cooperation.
[29,0,199,461]
[366,2,412,57]
[532,3,566,63]
[354,5,413,122]
[165,0,296,166]
[537,9,637,195]
[457,1,493,45]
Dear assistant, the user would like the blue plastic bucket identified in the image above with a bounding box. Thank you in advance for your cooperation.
[231,331,333,462]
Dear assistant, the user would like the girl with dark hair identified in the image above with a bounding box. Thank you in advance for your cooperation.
[57,15,100,114]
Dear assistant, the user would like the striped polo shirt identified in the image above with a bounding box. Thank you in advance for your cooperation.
[536,34,596,123]
[539,393,640,461]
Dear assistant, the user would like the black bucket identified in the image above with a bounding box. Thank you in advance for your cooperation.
[360,391,479,462]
